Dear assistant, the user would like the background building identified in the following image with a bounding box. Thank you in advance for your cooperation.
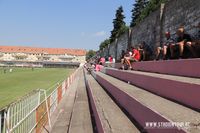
[0,46,86,67]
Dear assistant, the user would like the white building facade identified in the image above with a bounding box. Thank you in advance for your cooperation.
[0,46,86,67]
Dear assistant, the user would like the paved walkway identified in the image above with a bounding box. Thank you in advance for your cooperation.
[45,71,93,133]
[44,73,79,133]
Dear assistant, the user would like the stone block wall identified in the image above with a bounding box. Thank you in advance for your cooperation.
[130,9,160,49]
[101,47,109,57]
[108,42,116,58]
[116,31,129,61]
[162,0,200,40]
[99,0,200,61]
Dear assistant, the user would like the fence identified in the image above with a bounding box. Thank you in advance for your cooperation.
[0,67,80,133]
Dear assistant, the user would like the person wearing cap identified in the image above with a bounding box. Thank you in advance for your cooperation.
[170,27,193,59]
[155,31,175,60]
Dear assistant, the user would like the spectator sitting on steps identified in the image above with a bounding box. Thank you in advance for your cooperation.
[121,48,132,69]
[99,56,105,64]
[170,27,194,59]
[155,31,176,60]
[106,55,115,67]
[95,62,104,72]
[122,46,140,70]
[108,55,113,63]
[120,50,126,61]
[139,41,153,61]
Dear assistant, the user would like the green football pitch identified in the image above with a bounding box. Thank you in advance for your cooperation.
[0,67,75,109]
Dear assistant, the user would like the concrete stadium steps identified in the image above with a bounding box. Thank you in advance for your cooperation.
[50,74,78,133]
[84,72,140,133]
[49,65,200,133]
[68,71,93,133]
[102,68,200,111]
[93,72,200,133]
[107,58,200,78]
[50,70,93,133]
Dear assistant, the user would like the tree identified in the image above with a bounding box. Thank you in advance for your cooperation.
[110,6,126,42]
[86,50,96,61]
[130,0,148,27]
[99,39,110,50]
[136,0,167,24]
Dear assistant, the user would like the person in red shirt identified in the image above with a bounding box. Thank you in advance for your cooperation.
[124,46,140,70]
[99,57,105,64]
[108,55,113,63]
[95,62,104,72]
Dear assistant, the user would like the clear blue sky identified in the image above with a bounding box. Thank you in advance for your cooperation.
[0,0,134,50]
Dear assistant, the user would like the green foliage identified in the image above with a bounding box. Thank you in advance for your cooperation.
[130,0,148,27]
[99,39,110,50]
[118,25,129,37]
[110,6,126,42]
[133,0,167,26]
[86,50,96,60]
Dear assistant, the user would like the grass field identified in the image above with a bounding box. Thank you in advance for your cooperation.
[0,67,75,109]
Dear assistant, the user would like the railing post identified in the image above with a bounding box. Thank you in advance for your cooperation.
[40,89,51,129]
[5,109,9,133]
[38,90,41,106]
[3,111,6,133]
[0,111,2,133]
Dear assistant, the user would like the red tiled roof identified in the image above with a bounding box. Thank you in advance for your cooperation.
[0,45,86,56]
